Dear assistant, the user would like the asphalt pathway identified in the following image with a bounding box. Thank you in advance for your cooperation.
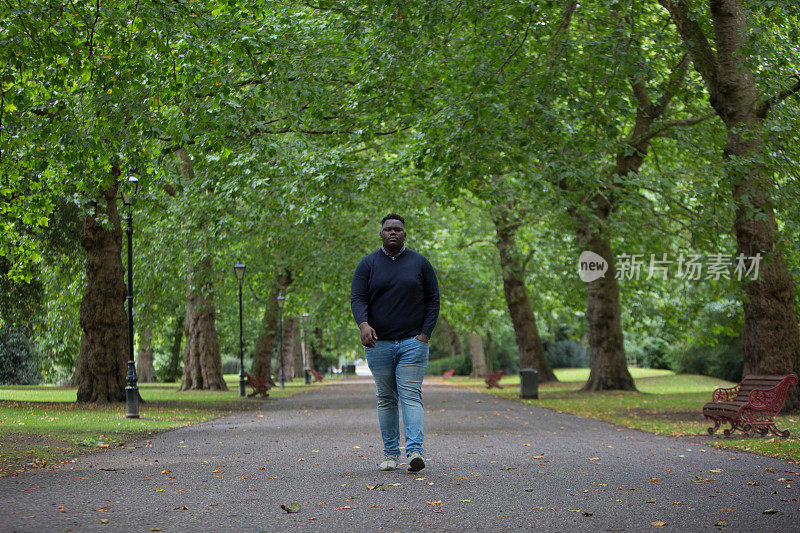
[1,380,799,532]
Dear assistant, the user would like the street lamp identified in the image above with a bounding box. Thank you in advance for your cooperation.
[120,175,140,419]
[276,291,285,389]
[302,313,311,384]
[234,261,246,397]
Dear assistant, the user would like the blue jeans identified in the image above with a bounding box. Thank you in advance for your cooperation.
[365,337,429,457]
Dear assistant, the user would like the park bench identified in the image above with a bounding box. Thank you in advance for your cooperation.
[442,369,455,380]
[485,369,506,389]
[245,373,270,397]
[703,374,798,438]
[309,369,324,383]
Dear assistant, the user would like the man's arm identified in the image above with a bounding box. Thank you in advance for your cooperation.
[351,257,377,347]
[418,258,440,341]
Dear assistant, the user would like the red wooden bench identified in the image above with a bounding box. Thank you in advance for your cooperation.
[442,369,455,380]
[245,373,270,397]
[703,374,798,438]
[309,369,324,383]
[485,369,506,389]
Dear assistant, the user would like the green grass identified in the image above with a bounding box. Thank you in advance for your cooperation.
[0,375,314,476]
[434,368,800,461]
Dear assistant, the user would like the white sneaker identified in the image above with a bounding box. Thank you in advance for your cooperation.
[407,451,425,472]
[379,455,399,471]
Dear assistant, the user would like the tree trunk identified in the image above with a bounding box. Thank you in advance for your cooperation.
[137,326,157,383]
[467,332,488,378]
[251,270,291,385]
[578,227,635,392]
[493,216,557,382]
[439,316,463,358]
[74,175,127,403]
[178,257,227,391]
[165,312,184,383]
[485,329,494,374]
[293,319,304,378]
[281,316,296,381]
[660,0,800,411]
[251,304,278,386]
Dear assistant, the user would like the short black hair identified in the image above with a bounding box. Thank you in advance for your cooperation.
[381,213,405,226]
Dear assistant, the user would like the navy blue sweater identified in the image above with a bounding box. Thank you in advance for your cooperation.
[350,248,440,340]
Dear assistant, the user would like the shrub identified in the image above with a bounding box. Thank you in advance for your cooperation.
[669,336,743,382]
[544,339,589,368]
[427,354,471,376]
[0,327,41,385]
[221,354,244,374]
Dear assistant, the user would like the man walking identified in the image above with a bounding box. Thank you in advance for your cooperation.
[351,214,440,472]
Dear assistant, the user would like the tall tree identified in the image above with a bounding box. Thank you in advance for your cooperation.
[658,0,800,409]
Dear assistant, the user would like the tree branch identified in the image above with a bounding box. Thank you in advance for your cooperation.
[658,0,718,92]
[628,112,715,146]
[757,75,800,118]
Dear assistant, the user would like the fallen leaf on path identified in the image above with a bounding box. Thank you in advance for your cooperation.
[281,502,301,513]
[587,457,601,461]
[427,500,442,505]
[365,483,383,490]
[161,470,170,475]
[167,506,188,512]
[709,469,722,473]
[100,519,109,524]
[211,469,221,473]
[748,481,761,486]
[763,509,778,515]
[650,521,667,527]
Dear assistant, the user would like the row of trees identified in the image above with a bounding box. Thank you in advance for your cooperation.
[2,1,799,408]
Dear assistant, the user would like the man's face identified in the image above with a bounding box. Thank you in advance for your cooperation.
[380,219,406,251]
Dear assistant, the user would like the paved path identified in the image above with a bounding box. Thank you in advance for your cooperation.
[1,381,798,532]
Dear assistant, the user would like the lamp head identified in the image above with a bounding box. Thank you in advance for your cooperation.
[120,176,140,208]
[277,291,285,310]
[234,261,246,282]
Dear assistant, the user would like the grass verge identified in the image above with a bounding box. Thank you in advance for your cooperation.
[435,368,800,462]
[0,375,314,476]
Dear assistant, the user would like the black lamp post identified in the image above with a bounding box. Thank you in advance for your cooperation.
[277,291,285,389]
[120,176,140,419]
[234,261,246,397]
[302,313,311,384]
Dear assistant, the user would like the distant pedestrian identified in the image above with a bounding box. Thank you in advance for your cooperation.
[350,213,440,472]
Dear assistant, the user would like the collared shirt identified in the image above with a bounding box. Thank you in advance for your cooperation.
[381,245,406,261]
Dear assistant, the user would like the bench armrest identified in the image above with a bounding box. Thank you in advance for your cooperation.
[711,385,739,402]
[747,376,798,410]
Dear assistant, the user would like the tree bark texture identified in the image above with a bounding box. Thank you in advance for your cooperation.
[467,332,488,378]
[136,326,157,383]
[74,177,127,403]
[493,216,557,382]
[179,257,227,391]
[661,0,800,410]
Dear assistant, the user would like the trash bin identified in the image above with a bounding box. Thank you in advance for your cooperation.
[520,368,538,399]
